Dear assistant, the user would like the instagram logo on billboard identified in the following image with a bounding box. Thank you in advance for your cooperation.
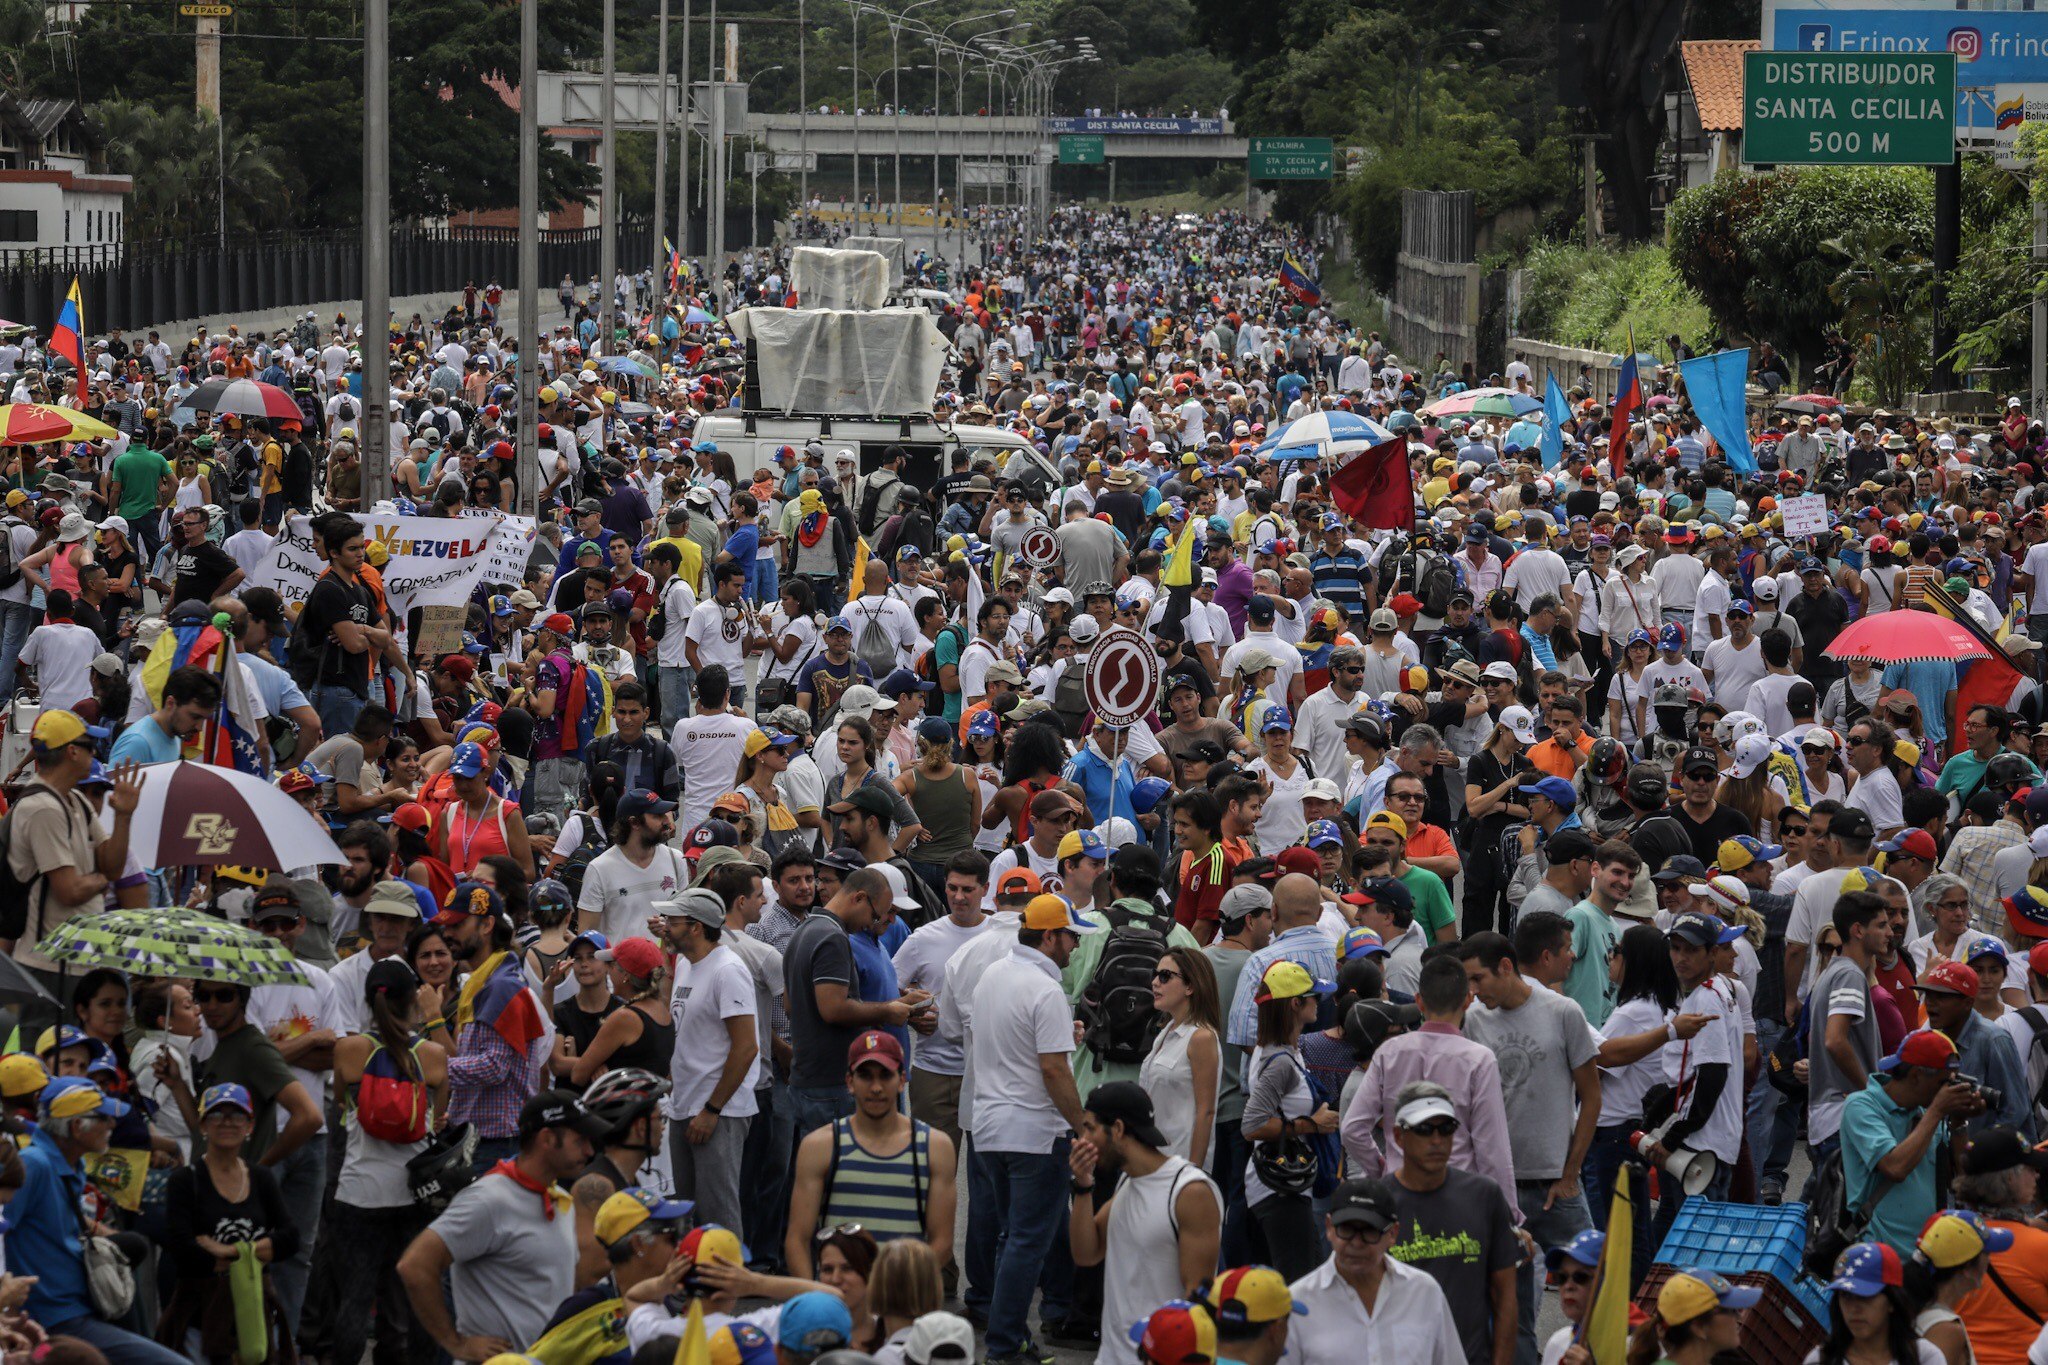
[1949,26,1983,62]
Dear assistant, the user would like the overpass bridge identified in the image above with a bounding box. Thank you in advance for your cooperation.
[748,113,1248,165]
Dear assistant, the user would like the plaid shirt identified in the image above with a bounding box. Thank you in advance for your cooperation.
[1940,817,2026,938]
[446,1019,539,1139]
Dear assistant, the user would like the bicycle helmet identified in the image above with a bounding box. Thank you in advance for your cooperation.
[582,1067,672,1146]
[1587,736,1628,787]
[406,1121,479,1213]
[1985,752,2032,793]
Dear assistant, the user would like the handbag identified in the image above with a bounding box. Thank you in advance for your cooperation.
[1802,1147,1896,1280]
[75,1198,135,1320]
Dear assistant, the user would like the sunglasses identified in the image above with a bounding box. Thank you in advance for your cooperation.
[814,1222,865,1243]
[1553,1270,1596,1287]
[1153,967,1182,983]
[1780,824,1809,837]
[1406,1119,1459,1137]
[193,987,239,1004]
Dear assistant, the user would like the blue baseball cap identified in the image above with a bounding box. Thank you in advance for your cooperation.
[1658,623,1687,652]
[38,1075,130,1121]
[880,667,936,697]
[1260,706,1294,734]
[824,616,853,635]
[1726,598,1753,618]
[447,741,488,779]
[200,1082,254,1116]
[778,1292,854,1353]
[1516,775,1578,810]
[966,709,1000,740]
[569,929,610,954]
[1964,937,2011,966]
[1545,1229,1607,1272]
[1799,556,1827,575]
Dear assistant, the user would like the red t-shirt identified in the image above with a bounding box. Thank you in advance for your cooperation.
[1176,842,1238,930]
[1873,955,1921,1034]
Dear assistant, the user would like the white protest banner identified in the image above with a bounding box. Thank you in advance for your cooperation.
[1779,493,1828,540]
[463,509,538,588]
[251,512,505,620]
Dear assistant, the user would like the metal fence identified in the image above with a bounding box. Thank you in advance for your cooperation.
[1390,189,1482,372]
[0,221,663,333]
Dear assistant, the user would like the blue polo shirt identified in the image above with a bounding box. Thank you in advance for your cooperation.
[1839,1075,1942,1257]
[107,715,182,768]
[851,924,909,1057]
[13,1137,92,1326]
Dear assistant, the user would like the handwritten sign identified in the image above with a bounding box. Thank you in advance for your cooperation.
[1779,493,1828,539]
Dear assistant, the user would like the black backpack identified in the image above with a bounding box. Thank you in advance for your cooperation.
[1417,554,1458,618]
[1052,657,1091,739]
[1077,902,1172,1070]
[0,522,20,592]
[555,810,607,902]
[0,789,66,942]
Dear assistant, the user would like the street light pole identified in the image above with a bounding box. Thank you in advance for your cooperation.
[516,0,538,516]
[850,2,861,228]
[361,0,388,504]
[677,0,691,272]
[599,0,616,354]
[652,0,670,305]
[799,0,808,214]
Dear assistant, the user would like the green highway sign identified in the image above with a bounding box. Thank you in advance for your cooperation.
[1248,136,1333,180]
[1742,52,1956,166]
[1059,135,1105,165]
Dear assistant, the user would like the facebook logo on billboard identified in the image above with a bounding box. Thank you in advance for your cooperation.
[1797,23,1831,51]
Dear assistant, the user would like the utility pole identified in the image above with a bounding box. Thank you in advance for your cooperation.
[360,0,389,504]
[2035,185,2046,419]
[516,0,539,517]
[599,0,617,355]
[195,15,220,118]
[710,22,733,306]
[652,0,670,304]
[799,0,808,212]
[677,0,691,274]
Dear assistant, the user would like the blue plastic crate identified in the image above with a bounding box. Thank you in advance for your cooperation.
[1785,1271,1831,1328]
[1653,1197,1813,1294]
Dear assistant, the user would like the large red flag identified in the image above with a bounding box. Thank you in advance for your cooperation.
[1329,437,1414,532]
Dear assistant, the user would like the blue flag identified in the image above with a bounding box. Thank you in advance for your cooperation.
[1540,375,1569,468]
[1679,348,1754,474]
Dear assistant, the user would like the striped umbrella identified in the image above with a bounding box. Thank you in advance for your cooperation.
[181,377,304,423]
[0,403,118,444]
[41,907,305,986]
[128,760,344,869]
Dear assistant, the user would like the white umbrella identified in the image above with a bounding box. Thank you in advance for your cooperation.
[128,761,344,869]
[1254,410,1396,461]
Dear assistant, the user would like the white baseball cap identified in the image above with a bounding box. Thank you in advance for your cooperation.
[1500,705,1538,745]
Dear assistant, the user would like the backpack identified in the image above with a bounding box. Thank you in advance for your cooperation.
[850,602,899,681]
[556,809,607,902]
[0,789,64,942]
[1417,554,1458,618]
[2018,1007,2048,1117]
[355,1037,431,1144]
[859,469,900,535]
[0,522,20,593]
[917,623,967,693]
[1053,656,1092,739]
[1076,903,1172,1069]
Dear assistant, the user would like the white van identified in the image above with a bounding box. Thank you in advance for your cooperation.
[692,413,1062,497]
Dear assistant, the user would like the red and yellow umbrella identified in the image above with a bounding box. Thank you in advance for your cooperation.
[0,403,118,445]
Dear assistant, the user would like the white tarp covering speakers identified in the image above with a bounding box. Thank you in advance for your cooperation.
[728,306,948,417]
[789,246,892,310]
[840,235,908,281]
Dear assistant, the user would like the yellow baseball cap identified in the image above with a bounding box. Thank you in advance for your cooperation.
[29,710,108,753]
[1055,829,1109,862]
[1917,1210,2015,1268]
[1021,893,1097,933]
[0,1054,48,1099]
[593,1187,695,1246]
[1198,1266,1308,1328]
[1656,1269,1760,1327]
[1364,810,1409,839]
[1252,960,1335,1004]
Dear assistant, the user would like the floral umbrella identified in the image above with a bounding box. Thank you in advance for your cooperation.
[42,907,304,986]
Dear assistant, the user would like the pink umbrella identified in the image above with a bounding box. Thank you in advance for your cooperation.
[1823,611,1989,665]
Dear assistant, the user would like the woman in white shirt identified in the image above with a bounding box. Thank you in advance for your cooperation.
[1137,947,1221,1170]
[761,580,822,709]
[1245,708,1311,854]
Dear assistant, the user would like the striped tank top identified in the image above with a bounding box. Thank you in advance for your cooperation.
[819,1116,930,1243]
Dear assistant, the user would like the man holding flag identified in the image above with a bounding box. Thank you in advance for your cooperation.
[1608,330,1643,478]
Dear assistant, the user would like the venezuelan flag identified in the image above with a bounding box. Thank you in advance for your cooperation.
[454,948,546,1056]
[48,278,85,404]
[1280,254,1321,306]
[1581,1173,1632,1362]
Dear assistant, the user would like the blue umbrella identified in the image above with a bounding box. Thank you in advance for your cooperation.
[1254,410,1395,461]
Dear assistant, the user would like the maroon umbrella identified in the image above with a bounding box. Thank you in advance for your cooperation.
[183,377,303,423]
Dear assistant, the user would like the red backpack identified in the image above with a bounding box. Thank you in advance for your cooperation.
[356,1039,430,1144]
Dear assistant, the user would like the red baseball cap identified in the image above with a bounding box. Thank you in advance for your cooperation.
[277,769,318,796]
[2030,942,2048,978]
[599,936,665,979]
[390,802,432,832]
[1917,961,1981,997]
[1879,1028,1960,1073]
[540,612,575,636]
[1275,847,1322,879]
[848,1030,904,1073]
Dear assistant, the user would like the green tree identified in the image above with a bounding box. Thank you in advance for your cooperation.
[1824,223,1933,407]
[89,101,289,243]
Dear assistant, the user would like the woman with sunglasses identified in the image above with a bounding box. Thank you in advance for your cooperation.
[158,1083,301,1362]
[1139,947,1223,1170]
[1245,708,1310,855]
[1800,730,1849,805]
[1607,630,1656,750]
[1539,1230,1605,1365]
[1624,1268,1751,1365]
[963,711,1009,855]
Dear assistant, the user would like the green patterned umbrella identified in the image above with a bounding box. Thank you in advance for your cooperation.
[40,907,303,986]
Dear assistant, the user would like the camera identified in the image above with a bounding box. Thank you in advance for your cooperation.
[1955,1073,2003,1111]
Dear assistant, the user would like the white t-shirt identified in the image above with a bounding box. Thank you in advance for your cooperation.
[245,960,342,1134]
[577,843,691,943]
[1845,767,1905,834]
[21,621,102,710]
[669,712,757,834]
[841,594,922,671]
[1661,974,1742,1162]
[1502,547,1570,611]
[969,944,1077,1154]
[1701,635,1765,711]
[656,579,698,669]
[684,598,749,675]
[664,943,761,1118]
[891,914,995,1075]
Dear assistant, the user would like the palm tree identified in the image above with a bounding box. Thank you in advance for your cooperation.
[88,100,289,243]
[1824,224,1933,407]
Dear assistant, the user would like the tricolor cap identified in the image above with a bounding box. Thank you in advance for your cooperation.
[1129,1301,1217,1365]
[677,1224,749,1273]
[1021,894,1098,933]
[37,1075,129,1121]
[1302,819,1344,850]
[1715,835,1781,873]
[1056,829,1109,862]
[2005,885,2048,940]
[1254,960,1335,1004]
[1197,1266,1307,1328]
[1877,828,1939,863]
[1825,1243,1905,1298]
[1878,1027,1960,1074]
[707,1323,778,1365]
[1916,1209,2015,1269]
[1339,926,1387,961]
[199,1082,254,1117]
[34,1024,90,1057]
[1657,1268,1761,1325]
[593,1186,695,1246]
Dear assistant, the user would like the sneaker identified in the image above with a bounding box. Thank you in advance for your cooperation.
[1042,1318,1100,1349]
[1760,1180,1784,1207]
[962,1305,988,1330]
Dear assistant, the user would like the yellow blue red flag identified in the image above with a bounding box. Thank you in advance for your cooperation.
[49,278,85,404]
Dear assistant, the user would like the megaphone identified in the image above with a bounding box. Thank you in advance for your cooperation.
[1629,1128,1719,1197]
